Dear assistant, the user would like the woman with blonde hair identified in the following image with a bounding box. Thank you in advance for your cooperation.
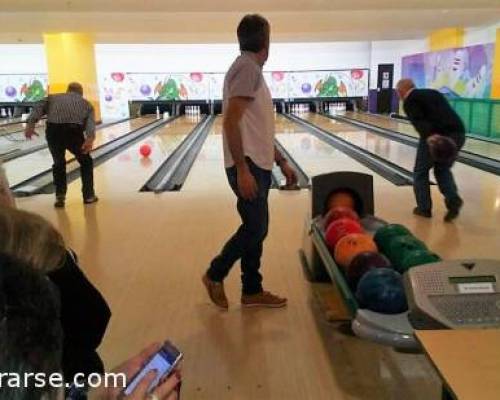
[0,206,111,386]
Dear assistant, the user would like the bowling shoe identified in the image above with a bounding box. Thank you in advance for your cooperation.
[413,207,432,218]
[241,291,287,308]
[202,274,229,309]
[84,196,99,205]
[444,198,463,222]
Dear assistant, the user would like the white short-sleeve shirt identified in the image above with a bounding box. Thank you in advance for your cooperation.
[222,52,275,170]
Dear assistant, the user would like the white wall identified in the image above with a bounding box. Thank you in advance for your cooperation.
[369,40,426,89]
[464,22,500,47]
[0,44,46,74]
[95,41,371,75]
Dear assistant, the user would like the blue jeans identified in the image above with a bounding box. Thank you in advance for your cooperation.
[207,158,271,295]
[414,139,462,211]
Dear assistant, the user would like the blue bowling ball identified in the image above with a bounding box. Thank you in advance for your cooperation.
[355,268,408,314]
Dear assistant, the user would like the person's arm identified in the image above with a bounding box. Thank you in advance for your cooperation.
[82,103,96,154]
[274,147,298,187]
[224,97,258,200]
[24,98,48,139]
[404,96,433,139]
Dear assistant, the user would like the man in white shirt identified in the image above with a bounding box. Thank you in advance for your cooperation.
[203,14,297,309]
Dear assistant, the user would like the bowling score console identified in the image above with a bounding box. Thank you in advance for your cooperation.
[301,171,500,351]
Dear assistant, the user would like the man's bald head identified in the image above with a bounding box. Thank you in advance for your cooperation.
[66,82,83,96]
[396,79,415,100]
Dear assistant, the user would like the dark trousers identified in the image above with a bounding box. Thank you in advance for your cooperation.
[414,139,463,212]
[207,158,271,295]
[46,123,95,199]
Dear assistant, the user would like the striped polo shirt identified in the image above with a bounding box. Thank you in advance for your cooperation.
[28,92,96,138]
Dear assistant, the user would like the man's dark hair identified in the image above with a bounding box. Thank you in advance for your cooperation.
[66,82,83,96]
[237,14,270,53]
[0,253,62,400]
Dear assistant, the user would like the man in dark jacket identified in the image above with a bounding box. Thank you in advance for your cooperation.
[396,79,465,222]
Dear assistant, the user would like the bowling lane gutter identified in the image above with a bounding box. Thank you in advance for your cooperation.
[0,117,135,163]
[327,113,500,176]
[141,115,214,192]
[11,116,179,196]
[284,114,413,186]
[270,138,310,190]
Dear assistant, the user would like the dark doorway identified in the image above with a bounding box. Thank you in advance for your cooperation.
[376,64,394,114]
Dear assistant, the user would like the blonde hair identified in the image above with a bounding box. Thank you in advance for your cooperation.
[0,207,66,273]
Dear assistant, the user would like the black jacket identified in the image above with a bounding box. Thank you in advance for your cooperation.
[48,250,111,382]
[403,89,465,145]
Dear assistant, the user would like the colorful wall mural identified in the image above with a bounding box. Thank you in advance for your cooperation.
[1,69,368,119]
[401,44,494,99]
[0,74,48,102]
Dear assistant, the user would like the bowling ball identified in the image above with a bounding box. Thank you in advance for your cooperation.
[356,268,408,314]
[386,235,427,268]
[346,251,392,290]
[360,215,388,234]
[111,72,125,82]
[190,72,203,82]
[399,250,441,273]
[139,144,152,158]
[325,218,363,251]
[374,224,411,254]
[301,82,312,94]
[334,233,378,269]
[326,190,356,212]
[427,134,458,165]
[324,207,360,228]
[5,86,16,97]
[140,84,151,96]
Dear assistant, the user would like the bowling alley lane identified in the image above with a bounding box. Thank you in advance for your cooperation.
[0,116,23,126]
[343,111,500,161]
[274,115,393,188]
[64,115,200,197]
[4,116,156,187]
[181,117,227,192]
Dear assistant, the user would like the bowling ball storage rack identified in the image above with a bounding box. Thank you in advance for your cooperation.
[300,171,418,351]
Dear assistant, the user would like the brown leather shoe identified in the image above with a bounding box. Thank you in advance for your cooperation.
[241,291,287,308]
[202,274,228,309]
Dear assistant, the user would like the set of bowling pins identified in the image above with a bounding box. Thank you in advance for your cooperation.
[325,102,346,113]
[1,108,13,118]
[291,104,310,114]
[186,106,201,115]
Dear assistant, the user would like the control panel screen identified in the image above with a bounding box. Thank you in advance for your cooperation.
[449,275,496,284]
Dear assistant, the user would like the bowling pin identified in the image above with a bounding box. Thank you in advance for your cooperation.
[156,106,160,119]
[1,108,6,118]
[8,108,12,118]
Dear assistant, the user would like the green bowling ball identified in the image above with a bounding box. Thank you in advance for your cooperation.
[399,250,441,273]
[374,224,411,254]
[386,235,428,268]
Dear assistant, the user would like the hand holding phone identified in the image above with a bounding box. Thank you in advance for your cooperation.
[123,341,183,397]
[88,342,182,400]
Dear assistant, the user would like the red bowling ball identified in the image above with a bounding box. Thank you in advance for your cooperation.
[324,206,360,229]
[139,144,152,158]
[325,218,363,252]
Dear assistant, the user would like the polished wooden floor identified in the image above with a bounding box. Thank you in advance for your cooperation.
[16,114,500,399]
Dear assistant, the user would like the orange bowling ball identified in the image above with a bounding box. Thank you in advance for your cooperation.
[334,233,378,269]
[327,190,356,211]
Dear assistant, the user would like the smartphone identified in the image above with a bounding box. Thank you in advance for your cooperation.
[123,341,183,396]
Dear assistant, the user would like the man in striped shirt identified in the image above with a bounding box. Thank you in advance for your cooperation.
[25,82,98,208]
